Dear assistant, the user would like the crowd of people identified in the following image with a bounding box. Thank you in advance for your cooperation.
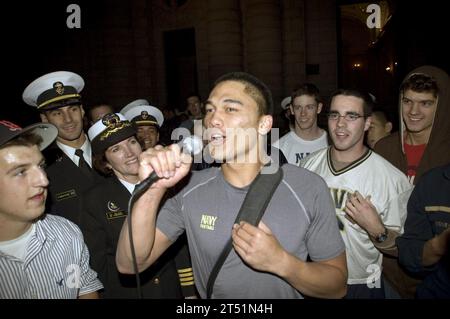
[0,65,449,299]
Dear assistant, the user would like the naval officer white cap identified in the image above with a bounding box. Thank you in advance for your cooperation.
[22,71,84,111]
[120,99,164,128]
[281,96,292,110]
[88,113,136,155]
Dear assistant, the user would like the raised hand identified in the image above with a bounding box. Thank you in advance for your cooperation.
[345,191,385,237]
[138,143,192,190]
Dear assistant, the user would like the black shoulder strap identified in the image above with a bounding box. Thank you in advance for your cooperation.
[206,166,283,298]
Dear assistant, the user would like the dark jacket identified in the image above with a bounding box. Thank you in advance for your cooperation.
[80,176,195,298]
[397,164,450,298]
[43,143,104,225]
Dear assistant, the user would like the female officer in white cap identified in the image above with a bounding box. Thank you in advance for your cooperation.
[81,113,195,298]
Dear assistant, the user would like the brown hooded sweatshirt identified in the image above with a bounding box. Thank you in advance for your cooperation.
[375,65,450,298]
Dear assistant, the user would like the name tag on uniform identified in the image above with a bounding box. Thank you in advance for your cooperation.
[105,211,127,220]
[56,189,77,201]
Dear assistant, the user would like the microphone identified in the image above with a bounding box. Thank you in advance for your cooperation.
[130,135,203,207]
[177,134,204,157]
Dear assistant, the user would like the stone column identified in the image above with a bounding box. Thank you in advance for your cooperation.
[281,0,306,97]
[305,0,338,98]
[242,0,283,104]
[207,0,243,83]
[131,0,155,104]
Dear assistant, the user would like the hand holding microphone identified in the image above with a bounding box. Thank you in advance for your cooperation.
[126,136,202,297]
[132,136,203,201]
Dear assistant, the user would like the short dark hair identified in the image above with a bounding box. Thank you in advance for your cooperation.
[400,73,439,97]
[86,103,114,122]
[0,132,42,151]
[372,110,391,124]
[213,72,273,115]
[92,153,113,177]
[330,89,374,117]
[291,83,321,104]
[186,93,201,100]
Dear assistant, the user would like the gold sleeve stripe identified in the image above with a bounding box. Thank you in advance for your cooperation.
[179,272,193,278]
[178,268,193,273]
[180,276,194,282]
[180,281,195,286]
[425,206,450,213]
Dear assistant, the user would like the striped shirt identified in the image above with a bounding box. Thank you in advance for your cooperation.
[0,214,103,299]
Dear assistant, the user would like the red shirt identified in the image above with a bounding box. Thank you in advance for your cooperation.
[404,142,426,184]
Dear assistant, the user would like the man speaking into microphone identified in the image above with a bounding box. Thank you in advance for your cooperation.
[116,72,347,299]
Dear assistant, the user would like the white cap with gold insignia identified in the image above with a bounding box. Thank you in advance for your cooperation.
[120,99,164,128]
[88,113,136,154]
[22,71,84,110]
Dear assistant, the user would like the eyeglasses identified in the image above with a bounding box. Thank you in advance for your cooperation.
[327,111,364,121]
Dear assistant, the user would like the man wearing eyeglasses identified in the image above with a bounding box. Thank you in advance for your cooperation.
[273,83,328,164]
[301,89,412,298]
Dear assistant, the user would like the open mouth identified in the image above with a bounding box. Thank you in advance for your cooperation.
[30,191,46,202]
[209,133,226,145]
[334,131,348,138]
[126,158,138,165]
[407,117,423,122]
[63,125,77,132]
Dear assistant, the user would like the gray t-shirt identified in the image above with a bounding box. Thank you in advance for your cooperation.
[157,164,345,298]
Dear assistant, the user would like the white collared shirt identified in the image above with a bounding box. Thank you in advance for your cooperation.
[56,136,92,167]
[118,178,137,194]
[0,215,103,298]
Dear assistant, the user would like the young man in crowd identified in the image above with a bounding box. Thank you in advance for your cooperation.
[274,83,328,164]
[366,110,392,149]
[301,89,411,298]
[0,120,102,298]
[22,71,103,225]
[375,65,450,298]
[121,99,164,150]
